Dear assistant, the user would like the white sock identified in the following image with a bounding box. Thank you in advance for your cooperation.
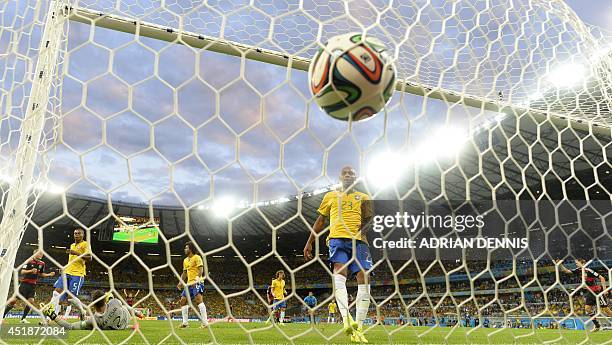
[51,291,61,315]
[181,305,189,325]
[73,297,86,318]
[198,303,208,325]
[356,284,371,328]
[63,305,72,318]
[333,274,349,324]
[279,310,285,323]
[327,316,330,323]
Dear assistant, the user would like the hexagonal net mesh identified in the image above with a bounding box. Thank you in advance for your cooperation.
[0,0,610,344]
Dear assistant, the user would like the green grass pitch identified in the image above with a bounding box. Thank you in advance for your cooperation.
[0,320,609,344]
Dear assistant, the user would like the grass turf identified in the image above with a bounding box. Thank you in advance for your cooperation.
[0,320,609,344]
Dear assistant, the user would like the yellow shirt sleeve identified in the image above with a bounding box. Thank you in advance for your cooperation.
[78,241,90,254]
[193,255,203,280]
[317,192,332,217]
[360,193,373,219]
[194,255,203,268]
[183,258,188,272]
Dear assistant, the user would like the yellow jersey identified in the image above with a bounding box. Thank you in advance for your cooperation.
[65,241,89,277]
[271,278,286,300]
[183,254,204,285]
[317,190,372,241]
[329,302,337,313]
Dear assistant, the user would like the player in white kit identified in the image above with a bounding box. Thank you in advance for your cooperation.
[42,290,142,330]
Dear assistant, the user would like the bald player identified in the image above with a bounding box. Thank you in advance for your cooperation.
[304,166,373,343]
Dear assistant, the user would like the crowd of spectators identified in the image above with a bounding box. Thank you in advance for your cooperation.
[6,258,606,321]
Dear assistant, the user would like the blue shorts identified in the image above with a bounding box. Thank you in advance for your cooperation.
[53,274,84,301]
[273,299,287,310]
[328,238,372,274]
[181,283,204,298]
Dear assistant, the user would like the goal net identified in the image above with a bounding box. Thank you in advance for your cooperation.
[0,0,610,344]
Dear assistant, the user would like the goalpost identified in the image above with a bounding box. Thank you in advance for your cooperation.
[0,0,67,320]
[0,0,610,343]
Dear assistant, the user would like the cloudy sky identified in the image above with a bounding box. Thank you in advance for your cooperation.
[2,0,608,208]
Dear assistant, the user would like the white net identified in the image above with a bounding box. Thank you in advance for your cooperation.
[0,0,610,344]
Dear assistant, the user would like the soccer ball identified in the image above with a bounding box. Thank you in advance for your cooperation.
[309,33,396,121]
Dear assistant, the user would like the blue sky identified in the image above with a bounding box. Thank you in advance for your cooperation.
[565,0,612,32]
[2,0,608,207]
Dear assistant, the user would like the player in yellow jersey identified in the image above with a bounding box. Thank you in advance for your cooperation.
[328,301,337,323]
[270,270,288,325]
[304,166,373,343]
[177,242,208,328]
[50,228,91,320]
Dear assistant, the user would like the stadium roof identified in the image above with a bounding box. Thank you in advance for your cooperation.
[13,114,609,259]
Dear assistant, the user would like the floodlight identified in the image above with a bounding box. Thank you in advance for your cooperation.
[547,63,586,88]
[367,151,404,188]
[47,183,64,194]
[212,197,235,217]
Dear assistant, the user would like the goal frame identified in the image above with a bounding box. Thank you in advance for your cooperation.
[0,1,68,321]
[66,5,610,137]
